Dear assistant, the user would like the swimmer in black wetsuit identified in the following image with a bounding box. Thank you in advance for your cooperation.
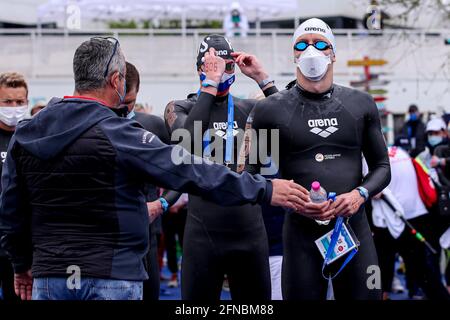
[163,34,280,301]
[247,18,391,300]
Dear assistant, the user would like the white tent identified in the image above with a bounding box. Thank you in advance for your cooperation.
[37,0,299,24]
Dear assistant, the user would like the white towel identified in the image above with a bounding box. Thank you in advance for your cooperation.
[439,227,450,249]
[371,188,405,239]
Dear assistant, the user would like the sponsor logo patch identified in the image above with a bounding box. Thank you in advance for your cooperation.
[308,118,339,138]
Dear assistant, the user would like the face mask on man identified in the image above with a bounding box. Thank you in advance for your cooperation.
[296,46,331,82]
[115,75,127,106]
[408,113,418,122]
[126,106,135,119]
[428,135,444,147]
[0,105,28,127]
[200,72,236,94]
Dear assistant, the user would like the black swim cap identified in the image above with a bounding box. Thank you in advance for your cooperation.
[196,34,234,69]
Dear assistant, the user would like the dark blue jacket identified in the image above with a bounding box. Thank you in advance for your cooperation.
[0,97,272,281]
[261,161,284,256]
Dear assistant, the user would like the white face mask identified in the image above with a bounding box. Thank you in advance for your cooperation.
[0,105,28,127]
[295,46,331,82]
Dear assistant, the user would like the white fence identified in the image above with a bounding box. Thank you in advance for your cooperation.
[0,28,449,115]
[1,28,449,77]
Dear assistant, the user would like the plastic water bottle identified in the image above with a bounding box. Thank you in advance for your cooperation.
[310,181,327,203]
[310,181,330,225]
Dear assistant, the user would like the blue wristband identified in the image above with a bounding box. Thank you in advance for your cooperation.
[159,197,169,213]
[356,186,369,201]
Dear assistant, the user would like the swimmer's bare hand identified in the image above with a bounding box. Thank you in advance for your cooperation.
[333,190,365,217]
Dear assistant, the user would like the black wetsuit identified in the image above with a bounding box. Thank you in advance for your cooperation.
[164,86,278,301]
[133,112,170,301]
[248,83,391,300]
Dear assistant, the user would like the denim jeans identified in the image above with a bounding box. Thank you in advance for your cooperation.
[32,277,143,300]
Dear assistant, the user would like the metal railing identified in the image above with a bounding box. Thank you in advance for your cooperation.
[1,28,449,121]
[1,28,448,79]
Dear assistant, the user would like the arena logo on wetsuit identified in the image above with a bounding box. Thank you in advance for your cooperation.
[308,117,339,138]
[213,121,239,140]
[169,121,280,176]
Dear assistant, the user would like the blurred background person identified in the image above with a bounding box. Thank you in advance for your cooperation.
[224,2,249,38]
[430,121,450,178]
[400,104,426,158]
[416,117,448,182]
[414,118,450,299]
[371,137,450,300]
[429,121,450,295]
[30,101,46,116]
[0,71,29,301]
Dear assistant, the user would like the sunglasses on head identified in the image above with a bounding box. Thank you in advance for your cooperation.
[90,36,120,78]
[294,40,332,52]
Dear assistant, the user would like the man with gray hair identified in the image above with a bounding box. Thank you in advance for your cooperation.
[0,37,306,300]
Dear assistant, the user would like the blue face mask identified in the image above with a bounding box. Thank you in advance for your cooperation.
[116,76,127,105]
[127,107,135,119]
[409,113,418,122]
[199,72,235,94]
[428,135,443,147]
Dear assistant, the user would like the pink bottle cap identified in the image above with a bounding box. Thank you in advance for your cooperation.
[311,181,321,191]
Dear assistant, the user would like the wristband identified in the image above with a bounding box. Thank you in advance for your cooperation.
[258,77,274,89]
[356,186,369,201]
[202,79,219,89]
[159,197,169,213]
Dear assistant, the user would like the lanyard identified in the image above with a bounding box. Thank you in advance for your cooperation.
[322,216,358,300]
[225,94,234,165]
[198,91,234,164]
[198,90,211,158]
[322,217,358,281]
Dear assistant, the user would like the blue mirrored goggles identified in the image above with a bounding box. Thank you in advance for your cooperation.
[294,40,332,52]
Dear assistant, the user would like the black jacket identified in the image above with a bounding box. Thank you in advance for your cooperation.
[0,97,272,280]
[400,119,426,158]
[0,129,13,257]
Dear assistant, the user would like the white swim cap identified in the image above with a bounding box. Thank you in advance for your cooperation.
[292,18,336,53]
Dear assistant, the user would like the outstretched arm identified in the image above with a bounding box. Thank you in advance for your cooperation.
[100,117,306,211]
